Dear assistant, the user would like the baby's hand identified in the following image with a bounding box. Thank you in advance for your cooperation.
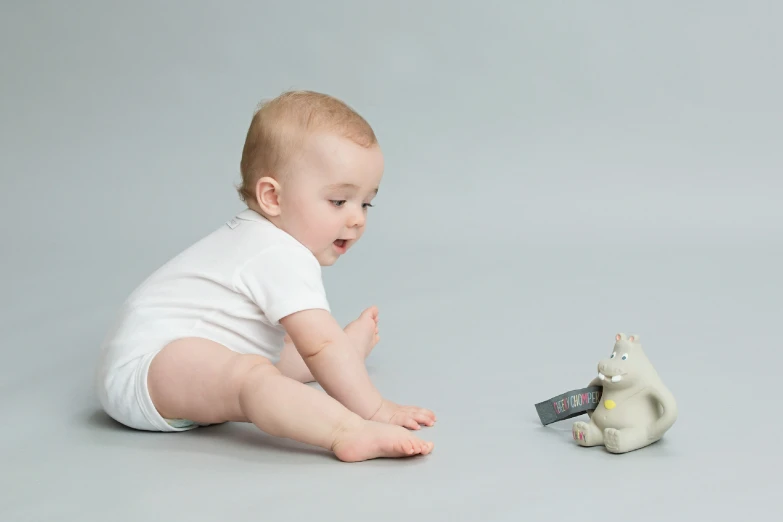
[371,399,436,430]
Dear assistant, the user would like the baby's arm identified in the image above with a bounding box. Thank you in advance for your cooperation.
[281,308,433,426]
[236,247,434,428]
[281,308,382,419]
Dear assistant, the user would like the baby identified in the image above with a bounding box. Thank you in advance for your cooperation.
[95,90,436,461]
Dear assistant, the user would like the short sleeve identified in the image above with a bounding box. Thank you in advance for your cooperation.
[234,245,330,325]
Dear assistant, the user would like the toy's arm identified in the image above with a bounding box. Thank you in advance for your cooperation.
[585,376,603,418]
[646,386,678,441]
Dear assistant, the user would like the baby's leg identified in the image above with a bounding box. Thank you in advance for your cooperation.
[147,337,432,461]
[276,306,380,383]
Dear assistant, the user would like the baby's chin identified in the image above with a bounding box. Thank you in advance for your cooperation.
[313,250,339,266]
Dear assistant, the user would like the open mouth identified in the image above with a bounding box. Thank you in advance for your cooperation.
[598,372,623,383]
[333,239,347,249]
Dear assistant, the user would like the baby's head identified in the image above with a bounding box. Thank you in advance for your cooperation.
[237,90,383,266]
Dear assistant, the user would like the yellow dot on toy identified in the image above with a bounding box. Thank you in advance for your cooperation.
[604,400,616,410]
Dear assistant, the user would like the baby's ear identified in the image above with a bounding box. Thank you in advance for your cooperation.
[628,334,640,343]
[615,333,627,342]
[255,176,282,216]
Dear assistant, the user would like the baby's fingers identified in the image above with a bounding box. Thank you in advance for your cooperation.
[388,411,421,430]
[402,416,421,430]
[404,407,436,425]
[412,410,436,426]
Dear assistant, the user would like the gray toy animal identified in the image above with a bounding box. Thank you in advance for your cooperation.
[572,333,678,453]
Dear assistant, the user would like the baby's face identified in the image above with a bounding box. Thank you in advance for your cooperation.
[278,132,384,266]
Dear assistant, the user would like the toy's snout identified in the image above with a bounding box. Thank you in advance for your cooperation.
[597,360,627,384]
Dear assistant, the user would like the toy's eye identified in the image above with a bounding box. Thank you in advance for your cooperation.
[610,352,616,358]
[621,353,629,360]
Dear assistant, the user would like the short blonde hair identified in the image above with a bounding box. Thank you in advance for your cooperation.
[237,90,378,202]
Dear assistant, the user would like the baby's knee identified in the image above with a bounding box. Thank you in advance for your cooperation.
[148,339,276,424]
[235,357,280,401]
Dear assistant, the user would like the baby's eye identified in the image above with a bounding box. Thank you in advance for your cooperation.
[610,352,616,358]
[330,200,346,207]
[362,203,374,209]
[621,353,629,360]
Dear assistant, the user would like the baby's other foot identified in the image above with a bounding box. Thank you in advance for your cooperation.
[331,420,434,463]
[344,306,380,358]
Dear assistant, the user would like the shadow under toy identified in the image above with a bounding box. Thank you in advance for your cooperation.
[535,333,678,453]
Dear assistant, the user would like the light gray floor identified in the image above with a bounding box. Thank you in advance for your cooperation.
[2,2,782,521]
[3,242,781,520]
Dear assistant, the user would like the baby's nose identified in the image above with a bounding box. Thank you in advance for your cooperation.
[348,208,365,227]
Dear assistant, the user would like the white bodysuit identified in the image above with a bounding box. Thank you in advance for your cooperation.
[94,208,330,432]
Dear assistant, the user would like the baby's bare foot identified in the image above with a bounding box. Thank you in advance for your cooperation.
[344,306,380,358]
[331,419,434,462]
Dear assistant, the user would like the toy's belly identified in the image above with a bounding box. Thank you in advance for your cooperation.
[593,393,659,430]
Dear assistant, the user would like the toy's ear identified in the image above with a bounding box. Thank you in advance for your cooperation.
[628,334,640,343]
[615,333,627,342]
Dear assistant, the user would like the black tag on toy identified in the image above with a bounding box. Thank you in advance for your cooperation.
[535,386,603,425]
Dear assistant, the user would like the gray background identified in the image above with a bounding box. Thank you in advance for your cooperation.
[1,1,781,520]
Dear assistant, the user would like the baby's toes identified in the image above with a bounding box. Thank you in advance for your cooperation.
[398,438,415,455]
[412,439,426,454]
